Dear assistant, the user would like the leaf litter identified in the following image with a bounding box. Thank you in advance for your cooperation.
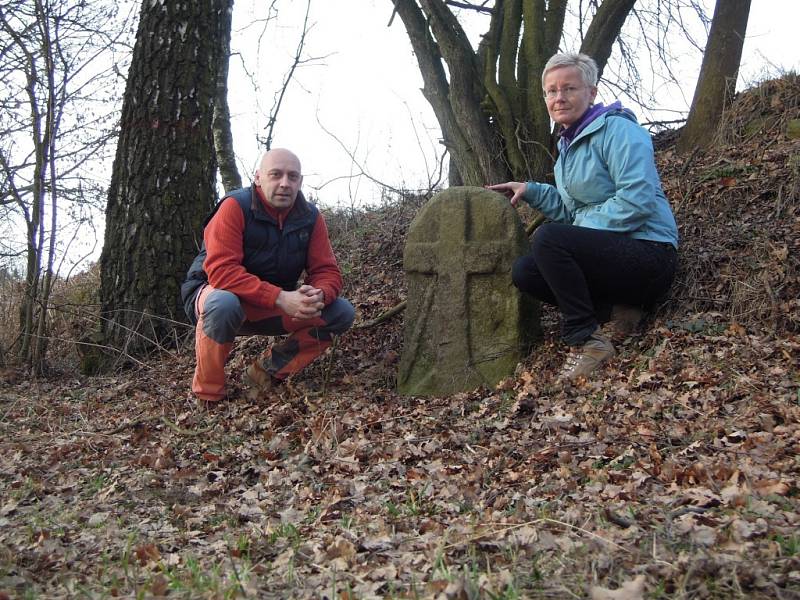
[0,76,799,599]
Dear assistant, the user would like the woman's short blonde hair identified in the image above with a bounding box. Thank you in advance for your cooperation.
[541,53,598,89]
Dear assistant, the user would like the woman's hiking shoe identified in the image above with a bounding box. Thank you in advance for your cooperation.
[558,332,615,382]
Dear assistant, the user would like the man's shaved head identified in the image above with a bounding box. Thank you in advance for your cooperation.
[254,148,303,210]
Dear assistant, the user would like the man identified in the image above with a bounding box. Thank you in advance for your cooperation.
[181,148,355,402]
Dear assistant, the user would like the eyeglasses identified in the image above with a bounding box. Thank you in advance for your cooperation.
[543,86,585,100]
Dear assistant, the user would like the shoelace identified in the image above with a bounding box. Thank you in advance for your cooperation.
[560,351,582,376]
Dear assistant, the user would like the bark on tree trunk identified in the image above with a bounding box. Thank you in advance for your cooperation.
[579,0,637,81]
[420,0,506,185]
[392,0,486,184]
[677,0,751,153]
[448,153,463,186]
[99,0,226,357]
[213,0,242,193]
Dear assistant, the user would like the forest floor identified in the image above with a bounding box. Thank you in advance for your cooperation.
[1,77,799,600]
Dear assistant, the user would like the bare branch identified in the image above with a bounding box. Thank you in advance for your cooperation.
[444,0,493,14]
[262,0,311,150]
[313,110,444,199]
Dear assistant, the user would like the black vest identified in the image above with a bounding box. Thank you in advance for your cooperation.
[180,186,318,321]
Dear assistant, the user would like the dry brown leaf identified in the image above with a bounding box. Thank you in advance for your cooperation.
[367,563,398,580]
[680,487,721,508]
[325,536,357,563]
[134,544,160,566]
[149,574,168,597]
[590,574,646,600]
[753,479,790,496]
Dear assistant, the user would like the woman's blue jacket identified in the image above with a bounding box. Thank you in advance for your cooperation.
[522,108,679,248]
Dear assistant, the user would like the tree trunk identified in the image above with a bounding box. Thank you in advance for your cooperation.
[31,0,62,375]
[579,0,638,81]
[213,0,242,193]
[420,0,507,185]
[0,2,47,367]
[391,0,487,185]
[448,153,463,186]
[391,0,634,185]
[677,0,751,153]
[2,0,129,372]
[100,0,226,357]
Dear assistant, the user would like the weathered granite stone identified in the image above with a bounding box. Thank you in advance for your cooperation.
[398,186,539,396]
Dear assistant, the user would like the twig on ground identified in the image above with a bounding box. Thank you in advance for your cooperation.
[228,548,248,597]
[604,507,635,528]
[103,416,212,437]
[321,336,339,395]
[160,416,213,437]
[355,300,407,329]
[442,517,631,554]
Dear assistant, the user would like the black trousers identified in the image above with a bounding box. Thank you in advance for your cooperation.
[512,223,677,346]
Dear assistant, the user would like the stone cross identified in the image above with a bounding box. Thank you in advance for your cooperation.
[398,186,539,396]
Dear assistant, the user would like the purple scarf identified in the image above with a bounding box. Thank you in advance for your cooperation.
[559,101,623,150]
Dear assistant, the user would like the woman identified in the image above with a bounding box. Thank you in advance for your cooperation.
[488,52,678,382]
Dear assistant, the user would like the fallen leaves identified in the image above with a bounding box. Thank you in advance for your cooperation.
[2,80,800,597]
[1,321,799,600]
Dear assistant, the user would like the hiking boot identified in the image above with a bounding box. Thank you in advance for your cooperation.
[243,354,280,392]
[558,332,615,382]
[607,304,644,343]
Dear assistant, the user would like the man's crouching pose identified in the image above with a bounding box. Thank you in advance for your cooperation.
[181,148,355,402]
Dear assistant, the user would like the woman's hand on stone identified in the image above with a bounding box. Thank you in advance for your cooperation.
[485,181,525,207]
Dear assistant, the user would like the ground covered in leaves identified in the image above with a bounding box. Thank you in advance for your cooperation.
[1,77,799,599]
